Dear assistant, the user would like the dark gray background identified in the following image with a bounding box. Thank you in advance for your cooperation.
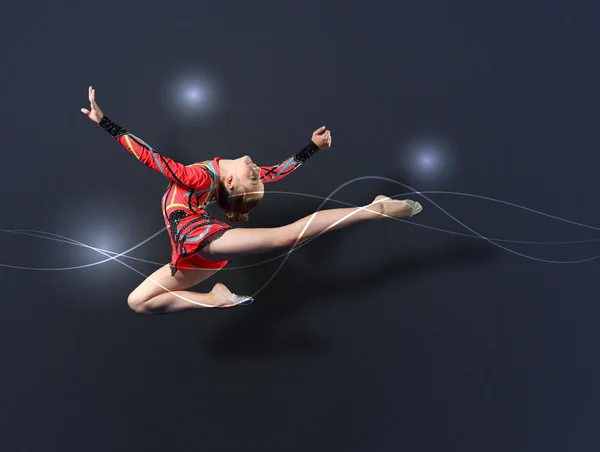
[2,1,599,451]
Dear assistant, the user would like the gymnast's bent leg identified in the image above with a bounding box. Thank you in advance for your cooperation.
[126,263,235,315]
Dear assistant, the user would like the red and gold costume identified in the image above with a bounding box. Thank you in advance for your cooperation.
[99,116,321,276]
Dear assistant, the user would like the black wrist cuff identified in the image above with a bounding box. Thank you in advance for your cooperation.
[100,115,127,138]
[294,141,320,162]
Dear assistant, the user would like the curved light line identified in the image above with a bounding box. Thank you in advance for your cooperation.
[1,179,600,308]
[1,189,599,271]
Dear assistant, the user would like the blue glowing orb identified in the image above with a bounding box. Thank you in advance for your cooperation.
[162,69,222,121]
[396,135,456,184]
[185,86,204,103]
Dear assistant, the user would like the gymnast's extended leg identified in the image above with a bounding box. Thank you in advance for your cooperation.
[199,195,420,261]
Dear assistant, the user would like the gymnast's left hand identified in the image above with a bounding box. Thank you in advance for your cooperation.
[80,86,105,124]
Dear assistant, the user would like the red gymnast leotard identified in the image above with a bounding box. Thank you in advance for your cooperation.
[99,116,321,276]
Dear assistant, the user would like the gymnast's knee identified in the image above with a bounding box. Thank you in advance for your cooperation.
[127,292,153,315]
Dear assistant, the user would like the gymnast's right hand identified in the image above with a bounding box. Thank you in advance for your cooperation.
[80,86,105,124]
[311,126,332,150]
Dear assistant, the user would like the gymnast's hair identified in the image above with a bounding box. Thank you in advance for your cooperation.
[215,180,263,223]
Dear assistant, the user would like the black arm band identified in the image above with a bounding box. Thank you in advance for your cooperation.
[100,115,127,138]
[294,141,320,162]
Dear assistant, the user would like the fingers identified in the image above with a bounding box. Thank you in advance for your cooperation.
[81,108,90,115]
[88,86,99,112]
[313,126,326,135]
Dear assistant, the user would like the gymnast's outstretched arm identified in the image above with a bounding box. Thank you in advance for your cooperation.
[259,126,332,183]
[81,86,211,190]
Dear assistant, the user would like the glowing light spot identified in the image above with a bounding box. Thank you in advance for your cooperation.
[396,134,456,184]
[162,68,223,122]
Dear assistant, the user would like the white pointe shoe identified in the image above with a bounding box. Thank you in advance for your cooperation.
[377,197,423,217]
[398,199,423,217]
[211,290,254,306]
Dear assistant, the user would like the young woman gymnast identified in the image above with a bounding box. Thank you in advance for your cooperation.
[81,86,422,314]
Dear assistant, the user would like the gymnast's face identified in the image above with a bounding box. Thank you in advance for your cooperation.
[233,155,264,196]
